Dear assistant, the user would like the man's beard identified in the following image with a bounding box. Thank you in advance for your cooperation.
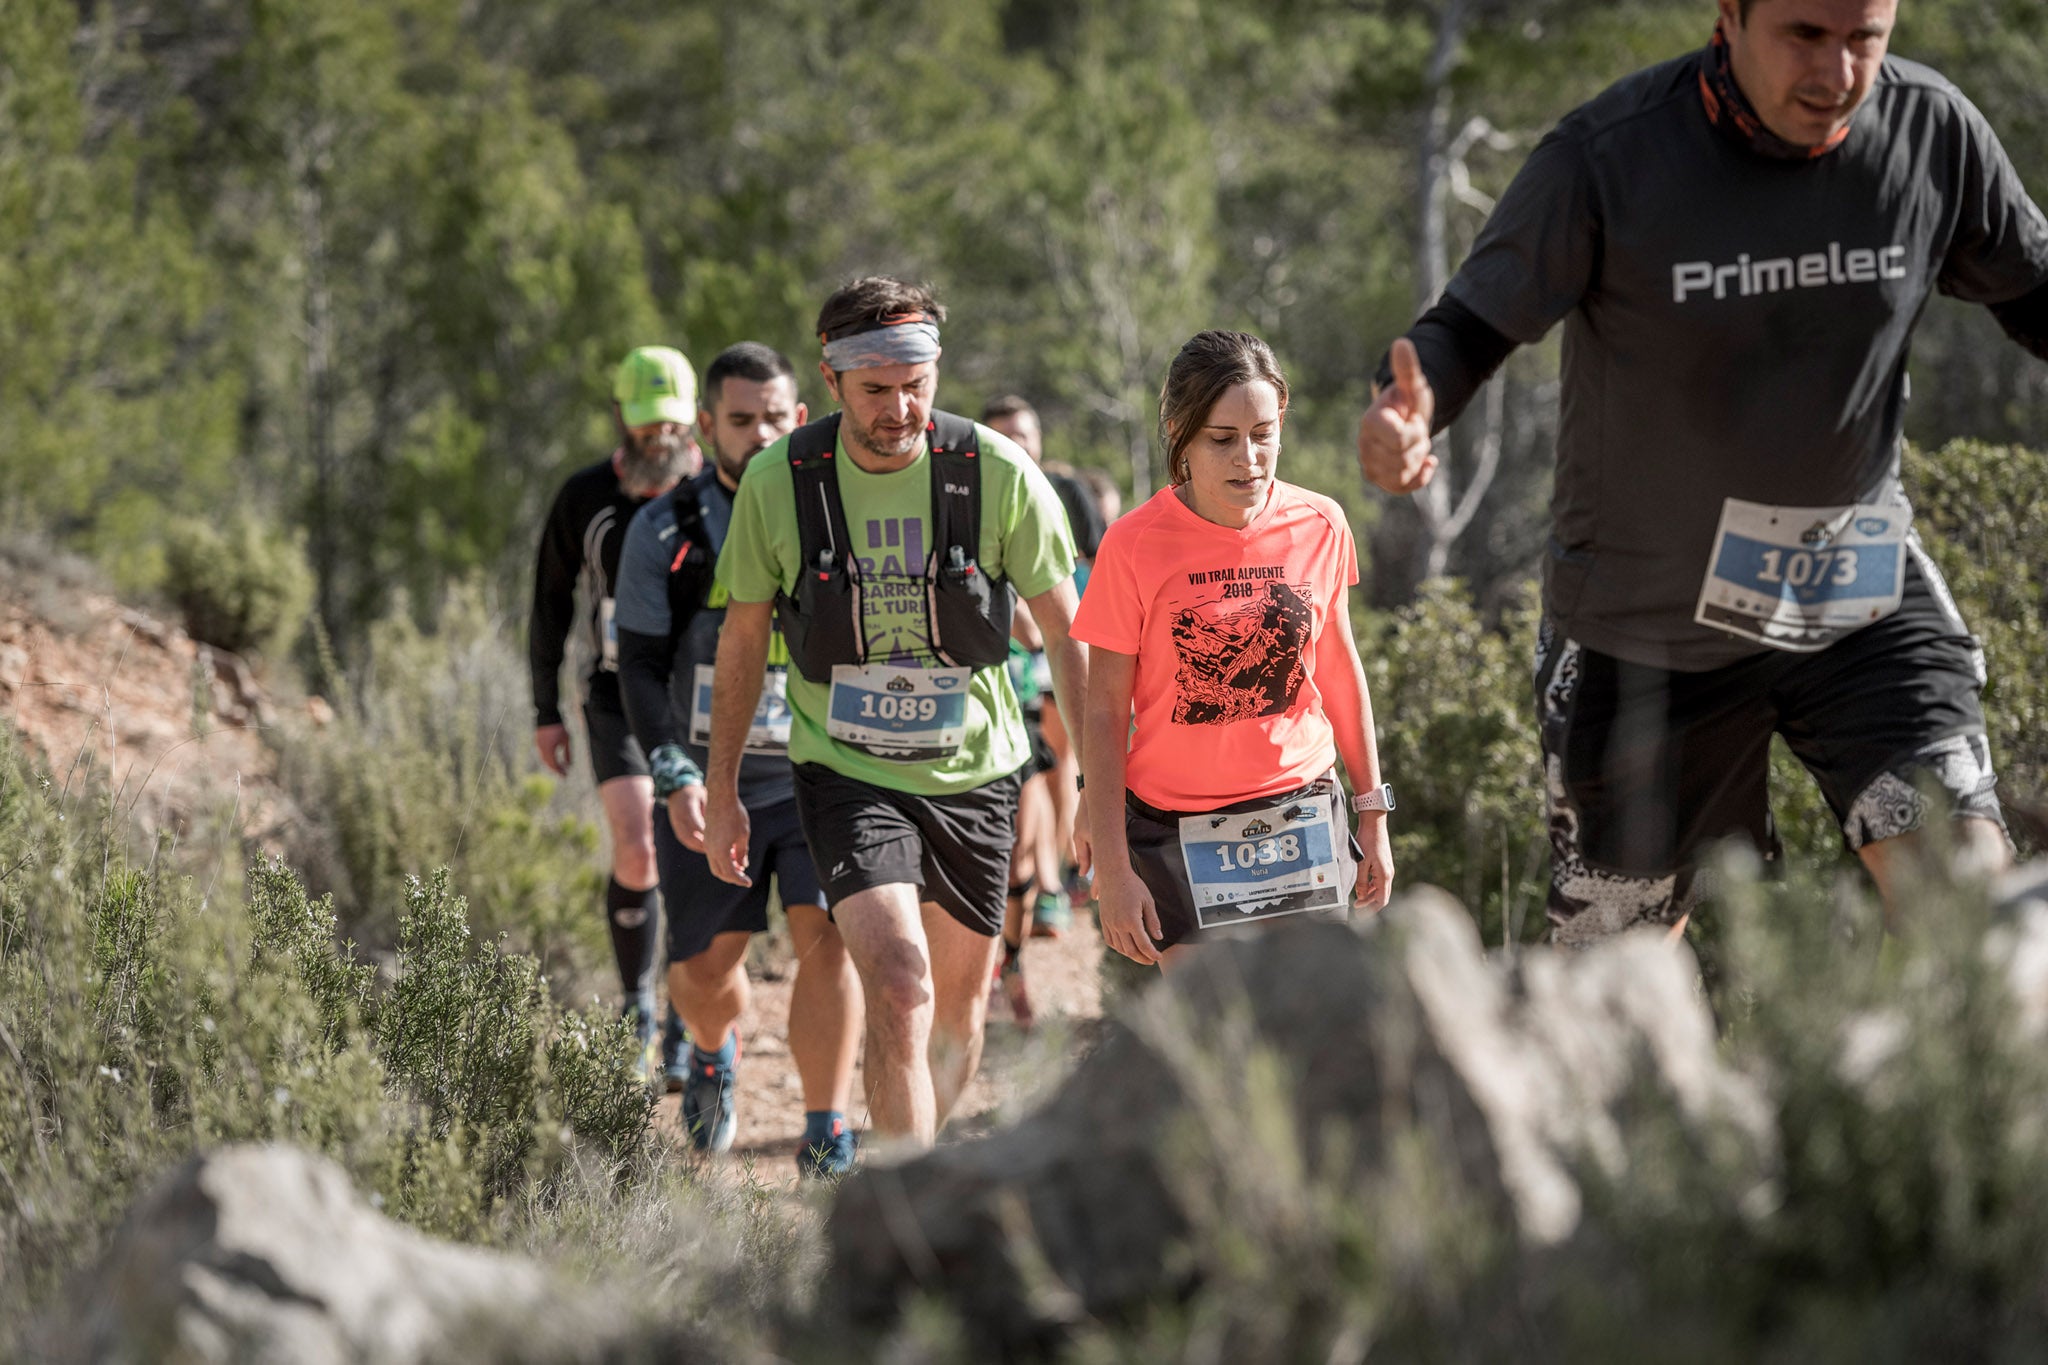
[713,442,760,489]
[619,428,695,494]
[841,406,923,461]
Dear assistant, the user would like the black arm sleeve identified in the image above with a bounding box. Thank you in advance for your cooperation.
[1989,279,2048,364]
[617,626,681,755]
[528,487,579,728]
[1371,294,1520,434]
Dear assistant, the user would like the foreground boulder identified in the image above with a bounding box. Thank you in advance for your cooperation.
[828,890,1773,1349]
[37,1144,571,1364]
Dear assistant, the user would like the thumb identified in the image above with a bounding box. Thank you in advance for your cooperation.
[1390,338,1433,419]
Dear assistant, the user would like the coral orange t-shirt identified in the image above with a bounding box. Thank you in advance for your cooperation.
[1072,480,1359,811]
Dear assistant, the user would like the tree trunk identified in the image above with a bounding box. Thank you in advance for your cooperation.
[293,118,339,649]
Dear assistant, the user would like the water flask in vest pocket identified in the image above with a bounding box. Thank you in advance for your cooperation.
[929,544,1013,669]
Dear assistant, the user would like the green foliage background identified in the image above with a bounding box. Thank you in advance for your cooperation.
[7,0,2046,657]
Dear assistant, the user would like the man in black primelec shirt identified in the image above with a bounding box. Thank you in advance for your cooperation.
[530,345,698,1063]
[1358,0,2048,945]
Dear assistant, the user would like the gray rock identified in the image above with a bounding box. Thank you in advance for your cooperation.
[36,1144,566,1364]
[828,889,1773,1348]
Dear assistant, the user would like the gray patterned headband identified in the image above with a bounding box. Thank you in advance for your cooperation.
[820,313,942,371]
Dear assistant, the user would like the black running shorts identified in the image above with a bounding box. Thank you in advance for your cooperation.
[1536,548,2005,946]
[1022,704,1058,780]
[582,697,650,784]
[1123,774,1360,951]
[792,764,1024,937]
[653,796,824,963]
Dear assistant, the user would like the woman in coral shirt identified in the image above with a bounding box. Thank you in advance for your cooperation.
[1074,331,1394,967]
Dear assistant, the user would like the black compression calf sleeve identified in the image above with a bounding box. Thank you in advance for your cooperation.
[605,878,661,1001]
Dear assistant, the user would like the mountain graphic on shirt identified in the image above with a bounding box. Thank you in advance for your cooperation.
[1170,581,1312,726]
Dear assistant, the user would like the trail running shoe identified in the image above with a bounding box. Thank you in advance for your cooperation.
[998,943,1035,1029]
[797,1119,859,1179]
[661,1009,688,1095]
[1063,865,1093,905]
[1030,889,1072,938]
[624,999,662,1089]
[680,1035,739,1153]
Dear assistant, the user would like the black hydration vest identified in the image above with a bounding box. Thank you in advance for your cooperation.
[775,411,1015,685]
[661,476,720,636]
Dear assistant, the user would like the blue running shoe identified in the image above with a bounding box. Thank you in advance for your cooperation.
[680,1033,739,1153]
[797,1118,858,1179]
[661,1009,688,1095]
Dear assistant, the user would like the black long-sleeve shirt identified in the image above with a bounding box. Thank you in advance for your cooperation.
[528,454,656,726]
[1372,50,2048,669]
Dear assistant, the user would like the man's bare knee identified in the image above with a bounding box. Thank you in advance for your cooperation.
[865,946,934,1020]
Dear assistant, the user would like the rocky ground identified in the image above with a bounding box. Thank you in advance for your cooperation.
[0,558,298,850]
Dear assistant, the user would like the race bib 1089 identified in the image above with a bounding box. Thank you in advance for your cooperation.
[825,664,971,762]
[1694,498,1906,652]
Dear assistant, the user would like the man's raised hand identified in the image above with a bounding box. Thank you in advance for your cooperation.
[1357,337,1439,494]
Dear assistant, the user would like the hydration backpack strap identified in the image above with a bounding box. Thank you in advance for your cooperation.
[925,411,984,572]
[667,480,714,570]
[786,414,858,578]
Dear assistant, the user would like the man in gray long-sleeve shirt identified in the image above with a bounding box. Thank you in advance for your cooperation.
[1358,0,2048,943]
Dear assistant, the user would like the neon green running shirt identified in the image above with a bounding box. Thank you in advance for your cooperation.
[716,419,1076,795]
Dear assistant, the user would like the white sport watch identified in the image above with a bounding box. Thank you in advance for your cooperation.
[1351,783,1396,814]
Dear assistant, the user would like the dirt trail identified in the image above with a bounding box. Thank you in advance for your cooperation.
[655,912,1106,1182]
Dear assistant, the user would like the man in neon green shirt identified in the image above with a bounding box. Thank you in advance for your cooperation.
[705,277,1089,1150]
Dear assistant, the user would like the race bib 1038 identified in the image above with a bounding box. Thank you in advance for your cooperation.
[690,664,791,755]
[1179,794,1348,929]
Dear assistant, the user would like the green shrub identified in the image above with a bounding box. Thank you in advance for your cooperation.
[1360,582,1549,946]
[159,510,315,658]
[1906,438,2048,853]
[275,580,610,995]
[0,727,652,1339]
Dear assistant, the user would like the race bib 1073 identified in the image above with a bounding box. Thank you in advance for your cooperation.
[1694,498,1906,652]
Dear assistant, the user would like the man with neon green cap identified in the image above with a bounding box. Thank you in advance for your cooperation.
[530,345,700,1078]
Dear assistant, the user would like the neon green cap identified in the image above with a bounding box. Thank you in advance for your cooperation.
[612,346,698,428]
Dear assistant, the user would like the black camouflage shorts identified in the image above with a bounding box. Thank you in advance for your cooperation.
[1536,547,2005,947]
